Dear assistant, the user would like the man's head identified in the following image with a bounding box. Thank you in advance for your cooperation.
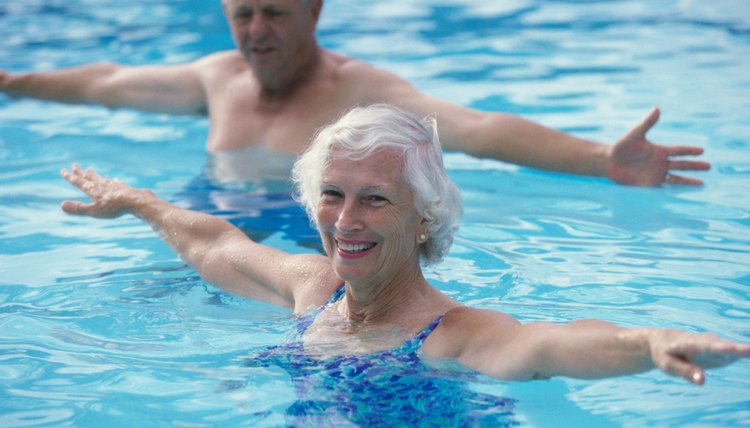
[222,0,323,90]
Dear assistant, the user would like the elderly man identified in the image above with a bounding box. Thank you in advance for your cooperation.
[0,0,708,186]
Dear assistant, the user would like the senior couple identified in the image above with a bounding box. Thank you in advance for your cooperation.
[61,104,749,389]
[11,0,742,422]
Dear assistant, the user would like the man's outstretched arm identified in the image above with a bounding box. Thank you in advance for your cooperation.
[1,60,207,115]
[366,67,710,186]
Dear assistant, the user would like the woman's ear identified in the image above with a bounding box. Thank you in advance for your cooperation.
[418,219,429,243]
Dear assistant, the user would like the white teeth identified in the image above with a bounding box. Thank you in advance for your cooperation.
[337,242,375,253]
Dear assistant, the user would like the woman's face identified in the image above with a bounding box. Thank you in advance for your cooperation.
[316,149,425,286]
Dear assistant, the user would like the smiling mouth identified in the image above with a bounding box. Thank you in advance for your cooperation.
[251,46,275,55]
[336,240,377,254]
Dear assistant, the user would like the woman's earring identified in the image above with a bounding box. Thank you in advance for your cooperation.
[419,234,427,242]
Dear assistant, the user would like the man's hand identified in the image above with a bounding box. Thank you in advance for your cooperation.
[606,107,711,186]
[0,69,11,92]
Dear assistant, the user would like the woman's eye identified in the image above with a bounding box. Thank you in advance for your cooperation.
[321,190,342,200]
[365,195,388,205]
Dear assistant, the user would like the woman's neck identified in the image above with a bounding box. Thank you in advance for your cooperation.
[339,269,435,325]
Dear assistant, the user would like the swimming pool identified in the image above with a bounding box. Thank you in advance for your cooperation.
[1,0,749,426]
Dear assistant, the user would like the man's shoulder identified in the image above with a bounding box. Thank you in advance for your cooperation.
[322,50,409,92]
[196,50,247,70]
[327,52,391,77]
[190,51,251,86]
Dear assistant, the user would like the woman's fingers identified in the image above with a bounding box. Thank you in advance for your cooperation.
[60,200,93,216]
[651,332,750,385]
[60,164,128,218]
[657,354,705,385]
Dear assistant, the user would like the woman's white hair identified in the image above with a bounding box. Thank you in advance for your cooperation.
[292,103,463,266]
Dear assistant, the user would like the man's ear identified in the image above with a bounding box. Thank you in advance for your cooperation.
[310,0,323,23]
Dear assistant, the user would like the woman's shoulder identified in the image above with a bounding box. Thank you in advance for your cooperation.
[423,306,521,358]
[442,306,520,330]
[288,254,343,313]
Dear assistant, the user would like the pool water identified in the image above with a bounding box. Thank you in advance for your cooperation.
[1,0,749,426]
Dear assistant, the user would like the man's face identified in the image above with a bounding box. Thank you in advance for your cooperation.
[224,0,320,83]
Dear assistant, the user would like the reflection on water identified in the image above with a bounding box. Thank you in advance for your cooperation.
[0,0,749,427]
[205,145,297,191]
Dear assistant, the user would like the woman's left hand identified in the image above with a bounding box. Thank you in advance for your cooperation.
[646,329,750,385]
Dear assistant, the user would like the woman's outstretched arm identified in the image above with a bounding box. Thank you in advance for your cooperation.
[60,164,333,310]
[429,307,750,384]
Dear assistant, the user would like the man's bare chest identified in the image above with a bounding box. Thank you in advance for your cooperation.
[205,80,349,153]
[207,113,321,154]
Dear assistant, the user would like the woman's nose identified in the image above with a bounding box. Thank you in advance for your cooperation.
[335,201,364,232]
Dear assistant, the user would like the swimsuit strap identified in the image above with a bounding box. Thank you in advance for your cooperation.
[408,314,445,347]
[295,284,346,336]
[297,284,445,349]
[324,284,444,346]
[326,283,346,305]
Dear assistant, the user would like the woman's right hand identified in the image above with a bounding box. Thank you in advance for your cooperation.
[60,164,152,219]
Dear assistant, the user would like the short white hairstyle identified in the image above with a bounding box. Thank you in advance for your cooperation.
[292,104,463,265]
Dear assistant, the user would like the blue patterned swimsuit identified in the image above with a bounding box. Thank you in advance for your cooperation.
[246,285,518,427]
[294,284,445,356]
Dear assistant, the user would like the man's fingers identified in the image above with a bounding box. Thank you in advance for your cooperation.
[631,106,660,137]
[665,145,705,157]
[664,173,703,186]
[667,160,711,171]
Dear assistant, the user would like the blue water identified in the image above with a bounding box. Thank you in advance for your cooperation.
[1,0,749,426]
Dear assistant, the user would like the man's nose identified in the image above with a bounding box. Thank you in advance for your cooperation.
[249,14,269,37]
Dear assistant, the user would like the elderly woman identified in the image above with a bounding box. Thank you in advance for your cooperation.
[61,104,748,389]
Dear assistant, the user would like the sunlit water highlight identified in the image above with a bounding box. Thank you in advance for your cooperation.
[1,0,749,426]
